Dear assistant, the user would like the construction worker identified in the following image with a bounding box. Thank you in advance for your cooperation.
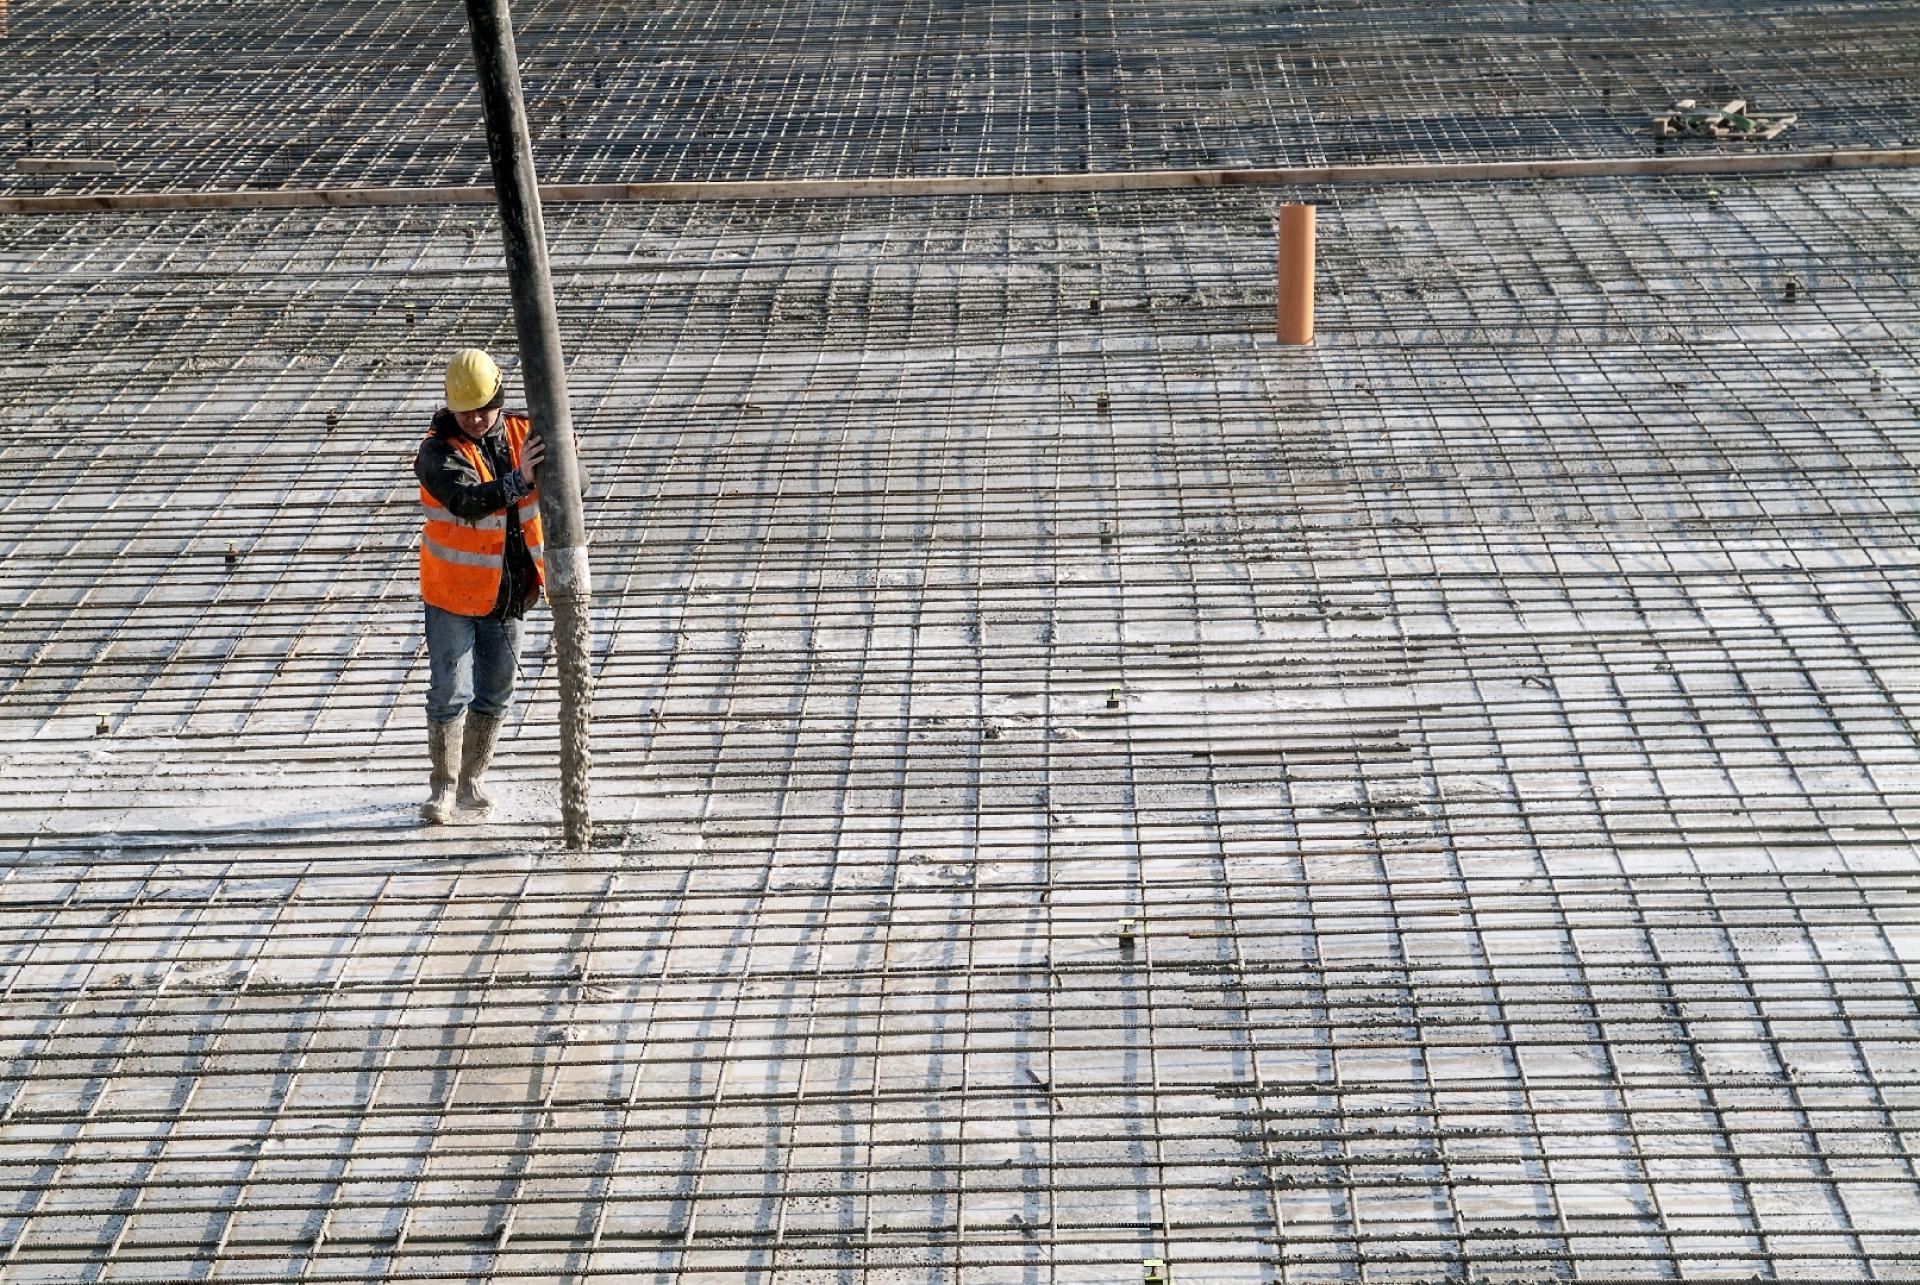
[414,348,547,824]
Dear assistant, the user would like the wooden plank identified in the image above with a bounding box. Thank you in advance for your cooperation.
[2,148,1917,215]
[15,157,120,175]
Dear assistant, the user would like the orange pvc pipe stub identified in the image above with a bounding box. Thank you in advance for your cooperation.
[1275,204,1316,345]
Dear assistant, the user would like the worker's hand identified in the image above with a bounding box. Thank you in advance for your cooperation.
[520,432,546,482]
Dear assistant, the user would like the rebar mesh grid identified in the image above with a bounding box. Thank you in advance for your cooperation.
[5,0,1920,197]
[2,167,1918,1281]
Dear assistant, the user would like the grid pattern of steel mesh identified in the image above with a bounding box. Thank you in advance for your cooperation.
[4,0,1920,194]
[3,169,1918,1280]
[5,0,1920,1278]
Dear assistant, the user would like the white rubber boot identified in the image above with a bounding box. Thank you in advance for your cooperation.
[456,712,503,818]
[419,715,463,824]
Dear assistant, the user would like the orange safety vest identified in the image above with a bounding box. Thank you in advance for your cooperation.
[419,414,546,615]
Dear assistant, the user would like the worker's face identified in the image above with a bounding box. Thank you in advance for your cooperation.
[453,404,500,439]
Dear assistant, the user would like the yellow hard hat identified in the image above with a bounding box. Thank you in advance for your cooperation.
[444,348,503,413]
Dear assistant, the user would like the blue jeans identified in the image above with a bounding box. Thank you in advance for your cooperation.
[424,604,524,725]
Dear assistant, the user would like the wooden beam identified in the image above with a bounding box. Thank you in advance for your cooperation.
[15,158,121,175]
[3,147,1917,215]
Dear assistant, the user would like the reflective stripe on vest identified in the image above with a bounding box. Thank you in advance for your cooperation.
[419,413,546,615]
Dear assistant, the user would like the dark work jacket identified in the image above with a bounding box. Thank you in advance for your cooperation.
[414,409,539,620]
